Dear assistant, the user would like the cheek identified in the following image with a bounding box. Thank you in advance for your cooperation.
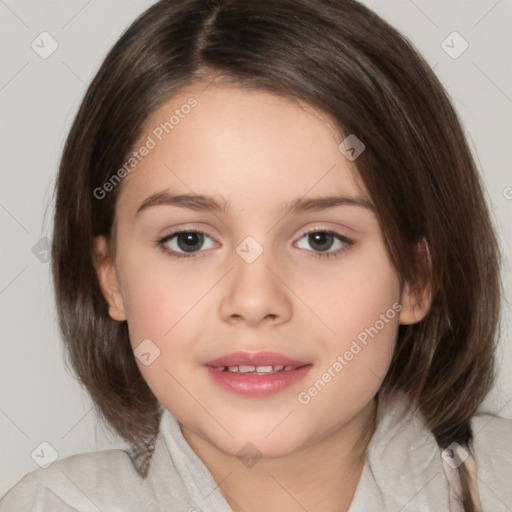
[297,245,401,396]
[117,252,209,407]
[299,245,401,343]
[119,249,210,345]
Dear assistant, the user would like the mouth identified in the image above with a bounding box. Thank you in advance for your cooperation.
[212,364,306,375]
[203,351,312,397]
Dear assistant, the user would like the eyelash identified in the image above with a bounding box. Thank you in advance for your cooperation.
[157,228,354,260]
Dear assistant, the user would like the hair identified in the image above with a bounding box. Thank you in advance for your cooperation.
[51,0,501,510]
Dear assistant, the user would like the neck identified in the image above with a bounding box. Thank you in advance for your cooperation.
[181,397,378,512]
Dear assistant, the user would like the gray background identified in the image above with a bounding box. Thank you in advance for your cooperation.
[1,0,511,496]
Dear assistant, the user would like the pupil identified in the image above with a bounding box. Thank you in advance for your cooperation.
[177,232,203,253]
[309,232,333,252]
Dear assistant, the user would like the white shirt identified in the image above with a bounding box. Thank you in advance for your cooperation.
[1,392,511,511]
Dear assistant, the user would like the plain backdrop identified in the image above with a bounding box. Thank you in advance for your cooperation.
[1,0,511,497]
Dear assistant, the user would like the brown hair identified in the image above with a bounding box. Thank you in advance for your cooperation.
[51,1,501,510]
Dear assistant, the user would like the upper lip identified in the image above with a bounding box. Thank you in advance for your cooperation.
[204,351,310,368]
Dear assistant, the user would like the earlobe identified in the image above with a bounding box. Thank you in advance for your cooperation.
[92,235,127,322]
[398,281,432,325]
[398,239,433,325]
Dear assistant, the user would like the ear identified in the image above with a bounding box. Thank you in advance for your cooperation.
[92,235,127,322]
[398,239,433,325]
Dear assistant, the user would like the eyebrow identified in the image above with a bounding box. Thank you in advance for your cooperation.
[135,191,374,217]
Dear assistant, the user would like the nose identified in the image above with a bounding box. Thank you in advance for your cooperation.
[219,250,293,328]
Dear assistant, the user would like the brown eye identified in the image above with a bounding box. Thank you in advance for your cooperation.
[159,230,217,258]
[295,230,353,259]
[174,232,205,253]
[307,232,335,252]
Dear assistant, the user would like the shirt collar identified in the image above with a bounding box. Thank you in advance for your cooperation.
[157,391,449,512]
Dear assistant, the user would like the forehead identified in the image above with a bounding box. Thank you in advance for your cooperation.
[116,83,369,214]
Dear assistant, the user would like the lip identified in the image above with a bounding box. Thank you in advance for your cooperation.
[204,351,310,368]
[203,351,312,398]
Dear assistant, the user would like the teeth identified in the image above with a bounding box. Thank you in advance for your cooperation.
[256,365,273,373]
[218,364,298,374]
[238,365,256,373]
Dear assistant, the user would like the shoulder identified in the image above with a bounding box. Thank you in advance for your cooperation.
[0,448,156,511]
[27,446,139,489]
[471,411,512,461]
[470,411,512,508]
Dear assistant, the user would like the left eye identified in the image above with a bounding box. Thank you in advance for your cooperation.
[295,230,351,254]
[160,230,216,256]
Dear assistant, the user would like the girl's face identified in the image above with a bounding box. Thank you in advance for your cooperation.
[94,83,428,460]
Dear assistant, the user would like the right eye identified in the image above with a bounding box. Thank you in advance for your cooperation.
[158,230,218,258]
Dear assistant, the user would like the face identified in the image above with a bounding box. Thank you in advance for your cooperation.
[94,83,428,460]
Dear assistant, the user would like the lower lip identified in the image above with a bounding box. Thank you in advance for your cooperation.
[203,365,312,397]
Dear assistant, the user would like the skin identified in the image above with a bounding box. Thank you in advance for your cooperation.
[93,82,431,512]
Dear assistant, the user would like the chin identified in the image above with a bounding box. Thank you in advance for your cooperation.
[205,419,308,459]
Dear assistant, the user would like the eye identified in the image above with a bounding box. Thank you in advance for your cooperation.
[158,230,217,258]
[295,229,353,259]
